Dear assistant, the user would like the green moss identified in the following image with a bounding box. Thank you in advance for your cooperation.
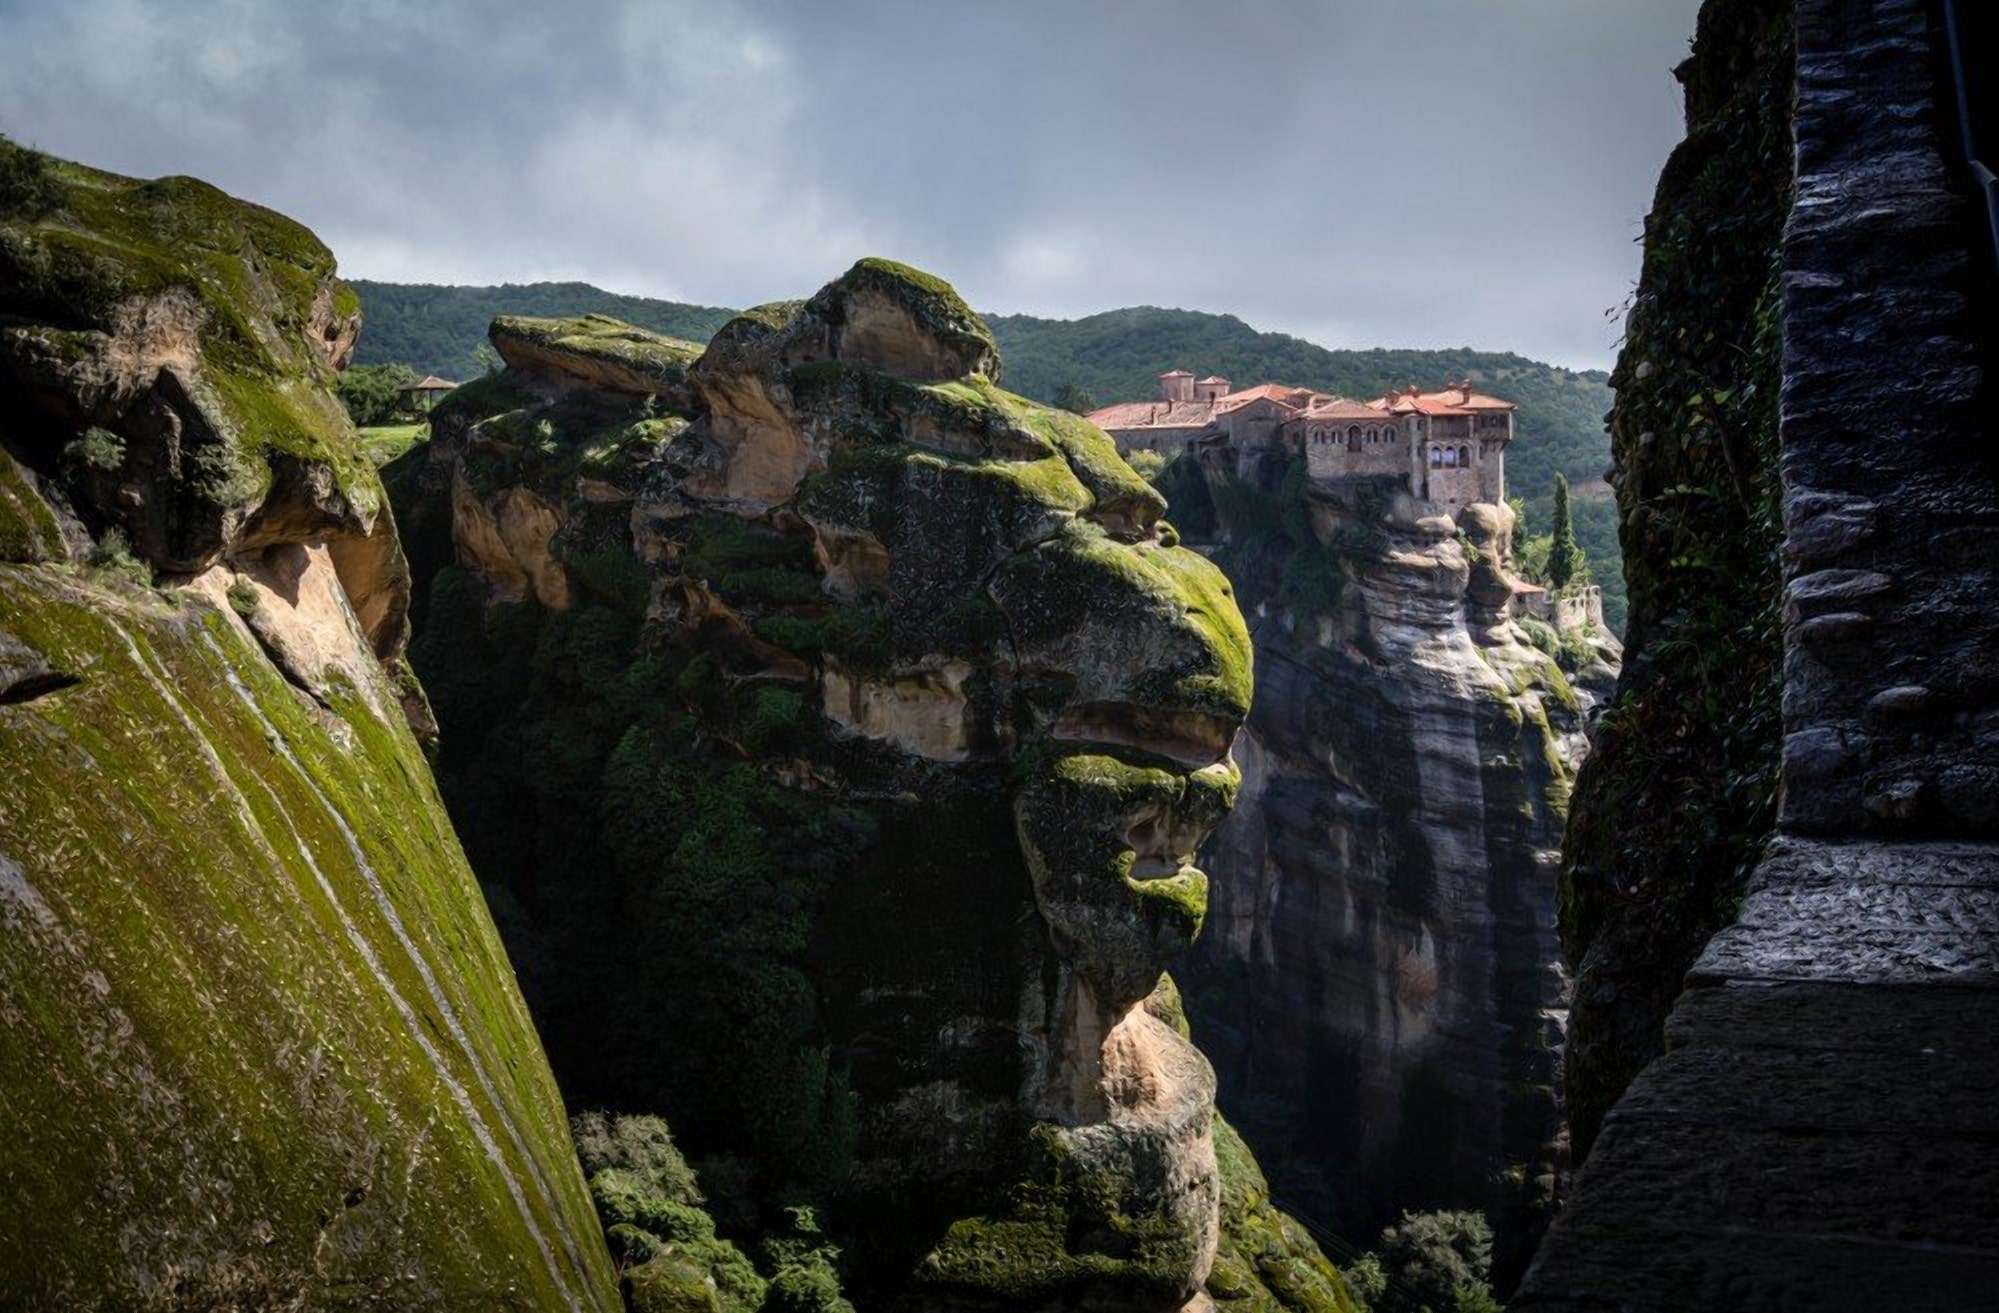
[492,312,704,379]
[816,257,998,373]
[0,445,63,563]
[1210,1116,1360,1313]
[0,564,617,1308]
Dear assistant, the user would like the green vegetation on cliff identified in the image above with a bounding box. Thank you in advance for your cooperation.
[352,283,1624,627]
[0,546,614,1310]
[392,263,1351,1312]
[1556,0,1792,1161]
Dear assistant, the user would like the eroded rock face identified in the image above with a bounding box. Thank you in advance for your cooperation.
[0,142,615,1310]
[1171,455,1614,1285]
[392,260,1352,1311]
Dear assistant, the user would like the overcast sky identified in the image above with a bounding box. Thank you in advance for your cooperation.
[0,0,1701,371]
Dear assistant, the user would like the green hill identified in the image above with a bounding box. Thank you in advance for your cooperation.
[350,283,1621,628]
[348,280,737,380]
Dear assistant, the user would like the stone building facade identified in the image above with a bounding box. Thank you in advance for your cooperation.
[1090,372,1516,514]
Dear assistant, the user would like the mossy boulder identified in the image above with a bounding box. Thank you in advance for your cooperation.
[0,140,385,575]
[492,312,706,402]
[0,143,617,1309]
[392,261,1290,1310]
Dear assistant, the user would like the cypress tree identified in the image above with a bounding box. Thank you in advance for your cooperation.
[1549,473,1583,590]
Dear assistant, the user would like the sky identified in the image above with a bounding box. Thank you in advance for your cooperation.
[0,0,1703,371]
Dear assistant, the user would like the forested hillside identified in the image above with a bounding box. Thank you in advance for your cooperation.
[349,280,736,379]
[351,283,1622,628]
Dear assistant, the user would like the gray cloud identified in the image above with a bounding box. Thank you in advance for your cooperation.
[0,0,1700,369]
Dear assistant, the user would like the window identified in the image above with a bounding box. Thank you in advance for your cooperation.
[1348,425,1362,444]
[1459,445,1471,466]
[1429,446,1442,468]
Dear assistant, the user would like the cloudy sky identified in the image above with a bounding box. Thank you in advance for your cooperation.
[0,0,1701,370]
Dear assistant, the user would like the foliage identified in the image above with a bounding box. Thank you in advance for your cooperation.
[0,134,61,218]
[1054,381,1096,414]
[1355,1211,1496,1313]
[1546,474,1585,590]
[573,1111,768,1313]
[350,279,736,378]
[350,282,1623,625]
[1557,0,1793,1161]
[85,526,150,587]
[336,361,419,426]
[225,578,260,618]
[410,575,866,1219]
[68,426,125,473]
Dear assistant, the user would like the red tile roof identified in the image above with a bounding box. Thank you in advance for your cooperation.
[1369,382,1517,417]
[1303,397,1387,422]
[1088,400,1217,431]
[1215,382,1314,413]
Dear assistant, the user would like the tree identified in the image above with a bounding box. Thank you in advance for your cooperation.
[1054,381,1096,415]
[336,362,417,426]
[1360,1210,1496,1313]
[1548,472,1586,591]
[1505,493,1529,560]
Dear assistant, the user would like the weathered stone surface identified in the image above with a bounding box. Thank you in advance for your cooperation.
[1521,843,1999,1310]
[1773,0,1999,840]
[389,260,1345,1312]
[492,313,704,402]
[1523,0,1999,1304]
[0,142,616,1311]
[1172,446,1604,1284]
[1552,0,1793,1166]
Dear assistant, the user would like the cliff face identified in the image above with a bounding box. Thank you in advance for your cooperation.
[388,263,1354,1312]
[0,145,615,1309]
[1170,445,1615,1282]
[1554,0,1792,1163]
[1521,0,1999,1303]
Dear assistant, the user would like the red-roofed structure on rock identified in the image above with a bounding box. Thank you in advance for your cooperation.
[1089,371,1517,514]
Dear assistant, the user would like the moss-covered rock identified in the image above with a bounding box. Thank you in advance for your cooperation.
[1169,441,1604,1286]
[1556,0,1790,1165]
[0,141,386,574]
[0,144,617,1309]
[392,261,1314,1311]
[492,313,706,401]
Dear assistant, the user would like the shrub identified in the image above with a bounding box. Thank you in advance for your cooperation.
[69,426,125,473]
[86,527,150,588]
[0,136,61,218]
[335,363,418,426]
[1357,1210,1495,1313]
[226,578,261,618]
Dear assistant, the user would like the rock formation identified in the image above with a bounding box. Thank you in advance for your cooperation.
[1552,0,1793,1166]
[1521,0,1999,1305]
[0,143,616,1308]
[387,261,1357,1311]
[1163,444,1616,1284]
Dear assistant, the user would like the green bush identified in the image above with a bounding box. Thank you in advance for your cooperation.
[226,578,261,618]
[0,136,61,218]
[68,427,125,473]
[1356,1210,1495,1313]
[336,362,418,426]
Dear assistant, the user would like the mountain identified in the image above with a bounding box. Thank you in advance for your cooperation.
[352,284,1624,628]
[348,279,738,380]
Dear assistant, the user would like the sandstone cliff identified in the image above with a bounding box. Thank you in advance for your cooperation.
[1164,443,1615,1284]
[387,263,1356,1312]
[1553,0,1791,1165]
[0,142,617,1309]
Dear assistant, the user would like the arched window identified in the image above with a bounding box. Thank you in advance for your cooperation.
[1459,445,1471,467]
[1348,425,1362,445]
[1429,446,1441,468]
